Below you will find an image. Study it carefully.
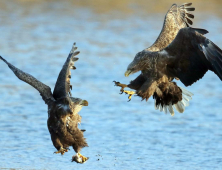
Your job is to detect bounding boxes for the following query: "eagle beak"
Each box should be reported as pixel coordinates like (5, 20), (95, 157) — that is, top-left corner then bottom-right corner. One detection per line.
(81, 100), (88, 106)
(124, 70), (132, 77)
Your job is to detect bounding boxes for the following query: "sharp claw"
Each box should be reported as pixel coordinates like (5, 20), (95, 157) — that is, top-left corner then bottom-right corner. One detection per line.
(113, 81), (120, 86)
(127, 95), (132, 102)
(114, 81), (128, 94)
(54, 147), (69, 155)
(123, 90), (135, 101)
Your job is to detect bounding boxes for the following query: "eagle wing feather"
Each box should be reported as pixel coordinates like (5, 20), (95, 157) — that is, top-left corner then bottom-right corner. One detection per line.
(53, 43), (80, 100)
(147, 3), (195, 52)
(161, 27), (222, 86)
(0, 56), (55, 105)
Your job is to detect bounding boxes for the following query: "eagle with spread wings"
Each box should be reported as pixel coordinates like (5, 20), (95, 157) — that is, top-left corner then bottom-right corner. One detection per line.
(0, 43), (89, 163)
(114, 3), (222, 115)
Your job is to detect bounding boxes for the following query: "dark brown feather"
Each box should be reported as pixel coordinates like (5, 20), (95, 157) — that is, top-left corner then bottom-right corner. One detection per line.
(0, 56), (55, 105)
(0, 43), (88, 162)
(153, 81), (182, 106)
(162, 27), (222, 86)
(53, 43), (80, 100)
(186, 13), (194, 19)
(128, 74), (146, 90)
(186, 7), (195, 11)
(135, 76), (182, 107)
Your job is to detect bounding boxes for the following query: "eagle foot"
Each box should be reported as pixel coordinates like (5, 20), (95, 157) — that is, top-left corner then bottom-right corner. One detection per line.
(113, 81), (128, 94)
(72, 153), (89, 164)
(123, 90), (135, 102)
(54, 147), (69, 155)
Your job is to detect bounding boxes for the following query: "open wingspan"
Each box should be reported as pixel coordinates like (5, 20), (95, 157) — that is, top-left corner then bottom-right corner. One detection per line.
(0, 56), (55, 105)
(53, 43), (80, 100)
(148, 3), (195, 52)
(160, 27), (222, 86)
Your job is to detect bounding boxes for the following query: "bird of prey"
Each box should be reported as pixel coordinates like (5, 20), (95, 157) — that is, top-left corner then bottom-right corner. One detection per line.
(0, 43), (89, 163)
(114, 3), (222, 116)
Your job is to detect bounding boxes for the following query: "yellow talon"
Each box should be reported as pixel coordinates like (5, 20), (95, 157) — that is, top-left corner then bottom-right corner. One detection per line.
(113, 81), (135, 101)
(113, 81), (128, 94)
(54, 147), (68, 155)
(123, 90), (135, 101)
(79, 153), (88, 162)
(72, 152), (89, 163)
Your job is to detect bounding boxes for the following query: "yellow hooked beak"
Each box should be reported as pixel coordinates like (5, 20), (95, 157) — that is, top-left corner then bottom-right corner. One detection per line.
(81, 100), (88, 106)
(124, 70), (132, 77)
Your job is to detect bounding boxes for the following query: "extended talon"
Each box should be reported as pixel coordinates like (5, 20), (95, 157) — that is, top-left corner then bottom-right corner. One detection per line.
(123, 90), (135, 102)
(72, 153), (89, 164)
(54, 147), (69, 155)
(113, 81), (128, 94)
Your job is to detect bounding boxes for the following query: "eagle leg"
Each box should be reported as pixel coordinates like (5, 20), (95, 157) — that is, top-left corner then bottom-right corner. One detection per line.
(54, 147), (69, 155)
(113, 81), (128, 94)
(72, 152), (89, 164)
(123, 90), (135, 102)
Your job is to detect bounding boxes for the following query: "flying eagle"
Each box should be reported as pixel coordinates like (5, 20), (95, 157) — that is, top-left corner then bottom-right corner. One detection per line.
(114, 3), (222, 116)
(0, 43), (89, 163)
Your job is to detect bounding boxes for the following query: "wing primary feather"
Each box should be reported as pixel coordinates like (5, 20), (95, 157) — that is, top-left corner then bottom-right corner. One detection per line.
(185, 7), (195, 11)
(186, 13), (194, 19)
(0, 56), (54, 105)
(202, 41), (222, 80)
(185, 18), (193, 25)
(181, 3), (192, 7)
(53, 43), (80, 99)
(194, 28), (209, 35)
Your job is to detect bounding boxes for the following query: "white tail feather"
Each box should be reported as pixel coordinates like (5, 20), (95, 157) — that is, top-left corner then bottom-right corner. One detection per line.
(163, 105), (168, 114)
(180, 87), (193, 97)
(159, 105), (163, 112)
(154, 99), (159, 110)
(168, 102), (174, 116)
(174, 101), (185, 113)
(154, 86), (193, 116)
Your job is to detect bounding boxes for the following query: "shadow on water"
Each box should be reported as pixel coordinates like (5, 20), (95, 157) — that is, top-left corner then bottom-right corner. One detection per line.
(0, 0), (222, 169)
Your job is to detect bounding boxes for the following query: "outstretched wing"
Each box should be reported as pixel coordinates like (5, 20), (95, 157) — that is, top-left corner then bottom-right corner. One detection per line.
(53, 43), (80, 100)
(147, 3), (195, 52)
(160, 27), (222, 86)
(0, 56), (55, 105)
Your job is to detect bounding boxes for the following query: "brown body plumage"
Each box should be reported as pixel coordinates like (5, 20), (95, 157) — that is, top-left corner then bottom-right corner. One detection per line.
(0, 43), (89, 163)
(114, 3), (222, 115)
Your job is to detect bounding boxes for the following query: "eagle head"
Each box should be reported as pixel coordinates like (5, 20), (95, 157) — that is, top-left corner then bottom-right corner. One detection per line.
(71, 98), (88, 106)
(125, 51), (148, 77)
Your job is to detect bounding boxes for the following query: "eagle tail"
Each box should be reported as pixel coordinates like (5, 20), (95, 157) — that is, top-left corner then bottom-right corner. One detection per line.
(154, 86), (193, 116)
(173, 87), (193, 114)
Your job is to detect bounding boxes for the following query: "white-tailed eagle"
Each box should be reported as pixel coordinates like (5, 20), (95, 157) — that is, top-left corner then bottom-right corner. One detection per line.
(0, 43), (89, 163)
(114, 3), (222, 116)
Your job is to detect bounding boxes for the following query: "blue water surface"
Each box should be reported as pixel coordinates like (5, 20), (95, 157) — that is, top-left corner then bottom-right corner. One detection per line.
(0, 1), (222, 170)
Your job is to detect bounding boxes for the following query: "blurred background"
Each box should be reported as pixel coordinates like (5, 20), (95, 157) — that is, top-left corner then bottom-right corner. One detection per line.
(0, 0), (222, 169)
